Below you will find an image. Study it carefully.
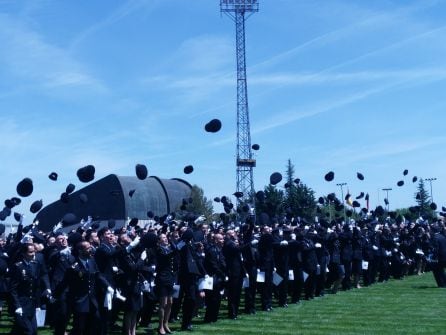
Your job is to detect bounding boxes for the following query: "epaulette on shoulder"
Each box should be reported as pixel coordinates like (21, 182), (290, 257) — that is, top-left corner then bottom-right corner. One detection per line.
(15, 261), (23, 266)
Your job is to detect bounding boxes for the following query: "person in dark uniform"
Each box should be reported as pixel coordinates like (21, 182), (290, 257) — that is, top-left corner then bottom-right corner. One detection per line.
(258, 226), (275, 311)
(222, 229), (245, 320)
(289, 227), (304, 304)
(0, 235), (9, 320)
(340, 224), (353, 290)
(155, 233), (177, 334)
(116, 233), (147, 335)
(48, 232), (76, 335)
(204, 233), (226, 323)
(9, 242), (51, 335)
(58, 240), (110, 335)
(95, 228), (129, 334)
(273, 228), (290, 307)
(178, 228), (205, 331)
(241, 220), (258, 315)
(351, 227), (364, 288)
(431, 225), (446, 287)
(301, 229), (318, 300)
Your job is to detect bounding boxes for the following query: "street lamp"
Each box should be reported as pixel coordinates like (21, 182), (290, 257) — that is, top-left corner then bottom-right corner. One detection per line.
(382, 188), (392, 212)
(425, 177), (437, 203)
(337, 182), (347, 222)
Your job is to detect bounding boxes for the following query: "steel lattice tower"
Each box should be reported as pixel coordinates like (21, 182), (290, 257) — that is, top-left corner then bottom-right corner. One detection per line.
(220, 0), (259, 202)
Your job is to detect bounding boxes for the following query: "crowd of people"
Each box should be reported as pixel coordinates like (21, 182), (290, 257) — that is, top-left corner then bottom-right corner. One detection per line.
(0, 212), (445, 335)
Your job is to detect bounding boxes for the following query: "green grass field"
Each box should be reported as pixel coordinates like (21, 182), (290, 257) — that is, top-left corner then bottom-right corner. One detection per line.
(1, 273), (444, 334)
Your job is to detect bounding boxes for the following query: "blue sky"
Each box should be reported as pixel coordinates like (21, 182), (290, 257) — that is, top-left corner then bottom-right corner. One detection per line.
(1, 0), (446, 225)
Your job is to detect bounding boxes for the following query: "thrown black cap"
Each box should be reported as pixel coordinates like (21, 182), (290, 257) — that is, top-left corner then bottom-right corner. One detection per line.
(233, 191), (243, 198)
(251, 144), (260, 150)
(430, 202), (437, 210)
(62, 213), (77, 226)
(403, 169), (408, 176)
(182, 228), (194, 242)
(375, 206), (385, 216)
(270, 172), (282, 185)
(135, 164), (148, 180)
(4, 199), (14, 209)
(324, 171), (334, 182)
(318, 197), (325, 205)
(14, 212), (22, 222)
(357, 172), (364, 181)
(30, 200), (43, 214)
(147, 210), (154, 218)
(365, 193), (369, 201)
(397, 180), (404, 187)
(11, 197), (21, 206)
(183, 165), (194, 174)
(66, 183), (75, 194)
(0, 211), (7, 221)
(67, 232), (83, 247)
(141, 232), (158, 249)
(294, 178), (300, 184)
(77, 165), (95, 183)
(17, 178), (33, 197)
(327, 193), (336, 201)
(412, 176), (418, 183)
(60, 192), (69, 203)
(129, 189), (136, 197)
(356, 192), (364, 199)
(129, 218), (138, 227)
(79, 193), (88, 204)
(0, 223), (5, 235)
(108, 219), (116, 229)
(204, 119), (222, 133)
(346, 210), (353, 217)
(384, 198), (389, 205)
(48, 172), (58, 181)
(352, 200), (360, 208)
(213, 197), (221, 203)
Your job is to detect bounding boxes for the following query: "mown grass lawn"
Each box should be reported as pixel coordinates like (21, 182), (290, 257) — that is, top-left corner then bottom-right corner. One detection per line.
(1, 273), (444, 334)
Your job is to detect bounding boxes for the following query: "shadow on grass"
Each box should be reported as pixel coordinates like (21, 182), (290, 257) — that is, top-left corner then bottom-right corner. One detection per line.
(411, 285), (438, 289)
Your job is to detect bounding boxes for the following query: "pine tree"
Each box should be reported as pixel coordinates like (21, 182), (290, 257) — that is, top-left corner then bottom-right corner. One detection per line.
(283, 159), (317, 221)
(184, 185), (214, 221)
(415, 178), (432, 217)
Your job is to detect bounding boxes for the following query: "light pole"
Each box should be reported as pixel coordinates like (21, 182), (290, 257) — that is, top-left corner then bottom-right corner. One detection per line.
(425, 177), (437, 203)
(337, 182), (347, 222)
(382, 188), (392, 212)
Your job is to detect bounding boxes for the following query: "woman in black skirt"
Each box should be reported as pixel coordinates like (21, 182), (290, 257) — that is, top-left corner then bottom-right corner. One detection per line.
(155, 233), (176, 334)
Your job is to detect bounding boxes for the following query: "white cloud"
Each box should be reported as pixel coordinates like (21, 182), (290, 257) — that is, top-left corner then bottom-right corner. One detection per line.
(0, 14), (105, 92)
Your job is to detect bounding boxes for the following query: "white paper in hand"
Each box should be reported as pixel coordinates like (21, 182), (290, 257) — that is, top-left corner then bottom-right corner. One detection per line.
(288, 269), (294, 280)
(198, 276), (213, 290)
(256, 271), (265, 283)
(362, 261), (369, 270)
(173, 284), (180, 298)
(272, 271), (283, 286)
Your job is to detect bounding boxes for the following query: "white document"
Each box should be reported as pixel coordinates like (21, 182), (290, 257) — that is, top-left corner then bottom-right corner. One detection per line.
(36, 308), (46, 328)
(198, 276), (214, 290)
(288, 270), (294, 280)
(256, 271), (265, 283)
(303, 271), (309, 282)
(173, 284), (180, 298)
(273, 271), (283, 286)
(362, 261), (369, 270)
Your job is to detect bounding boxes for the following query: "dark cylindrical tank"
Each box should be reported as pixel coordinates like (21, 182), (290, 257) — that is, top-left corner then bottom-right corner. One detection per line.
(36, 174), (192, 232)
